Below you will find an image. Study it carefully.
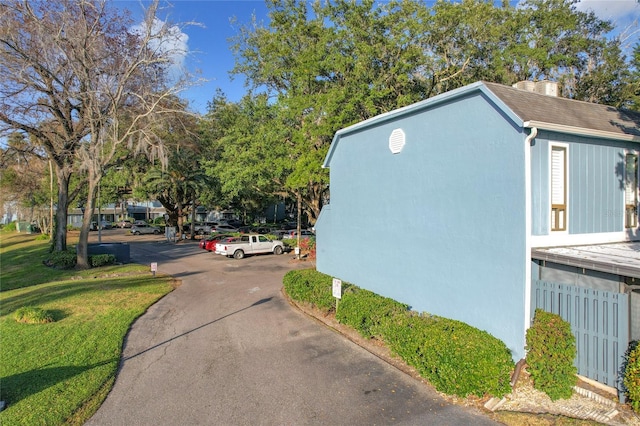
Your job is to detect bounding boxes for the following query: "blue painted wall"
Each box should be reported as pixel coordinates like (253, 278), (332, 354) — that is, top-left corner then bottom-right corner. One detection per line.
(530, 132), (631, 236)
(317, 92), (529, 360)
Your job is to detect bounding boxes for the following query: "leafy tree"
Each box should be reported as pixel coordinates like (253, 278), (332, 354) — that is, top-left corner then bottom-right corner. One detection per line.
(230, 0), (441, 223)
(202, 92), (290, 222)
(139, 149), (210, 238)
(624, 44), (640, 111)
(132, 106), (212, 238)
(0, 0), (195, 268)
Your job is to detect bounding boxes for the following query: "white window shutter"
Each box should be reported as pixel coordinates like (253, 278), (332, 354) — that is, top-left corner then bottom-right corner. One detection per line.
(551, 147), (566, 205)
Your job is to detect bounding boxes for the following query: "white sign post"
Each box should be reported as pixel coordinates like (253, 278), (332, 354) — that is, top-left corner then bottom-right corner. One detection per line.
(150, 262), (158, 277)
(332, 278), (342, 312)
(332, 278), (342, 299)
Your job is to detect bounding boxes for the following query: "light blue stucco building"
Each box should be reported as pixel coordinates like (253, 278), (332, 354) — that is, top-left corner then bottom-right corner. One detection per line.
(316, 81), (640, 368)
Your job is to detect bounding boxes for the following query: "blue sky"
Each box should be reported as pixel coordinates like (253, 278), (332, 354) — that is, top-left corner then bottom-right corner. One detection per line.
(120, 0), (640, 114)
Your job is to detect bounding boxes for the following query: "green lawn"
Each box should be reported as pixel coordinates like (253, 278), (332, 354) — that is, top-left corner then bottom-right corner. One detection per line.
(0, 231), (175, 425)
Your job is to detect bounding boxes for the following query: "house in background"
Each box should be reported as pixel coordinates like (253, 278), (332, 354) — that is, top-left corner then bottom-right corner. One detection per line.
(315, 80), (640, 390)
(67, 200), (166, 227)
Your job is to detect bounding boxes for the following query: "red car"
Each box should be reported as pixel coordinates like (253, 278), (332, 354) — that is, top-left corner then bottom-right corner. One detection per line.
(200, 234), (235, 252)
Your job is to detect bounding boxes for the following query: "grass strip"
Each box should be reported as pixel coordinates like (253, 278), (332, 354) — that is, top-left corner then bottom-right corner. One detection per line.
(0, 231), (175, 425)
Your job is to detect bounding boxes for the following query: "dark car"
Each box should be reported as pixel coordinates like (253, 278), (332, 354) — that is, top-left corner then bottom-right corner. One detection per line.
(89, 220), (112, 231)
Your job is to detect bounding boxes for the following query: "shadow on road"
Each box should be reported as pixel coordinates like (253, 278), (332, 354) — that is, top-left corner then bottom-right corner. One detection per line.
(122, 297), (273, 362)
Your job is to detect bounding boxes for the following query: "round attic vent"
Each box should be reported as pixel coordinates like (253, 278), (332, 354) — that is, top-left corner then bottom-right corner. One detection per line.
(389, 128), (405, 154)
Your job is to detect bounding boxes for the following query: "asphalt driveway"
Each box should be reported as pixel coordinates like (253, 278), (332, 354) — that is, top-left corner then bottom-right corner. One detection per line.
(86, 233), (499, 425)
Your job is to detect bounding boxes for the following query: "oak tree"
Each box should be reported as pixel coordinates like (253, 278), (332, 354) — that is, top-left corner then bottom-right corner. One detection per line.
(0, 0), (195, 267)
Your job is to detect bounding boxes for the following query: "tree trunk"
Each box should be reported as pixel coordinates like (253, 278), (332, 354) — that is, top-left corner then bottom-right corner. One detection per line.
(49, 160), (54, 240)
(301, 182), (325, 225)
(176, 202), (184, 239)
(296, 191), (302, 259)
(190, 199), (196, 240)
(76, 174), (100, 269)
(53, 166), (72, 252)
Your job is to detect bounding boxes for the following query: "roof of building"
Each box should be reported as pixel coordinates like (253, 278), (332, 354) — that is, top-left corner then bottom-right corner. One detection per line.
(483, 81), (640, 140)
(324, 81), (640, 167)
(532, 242), (640, 279)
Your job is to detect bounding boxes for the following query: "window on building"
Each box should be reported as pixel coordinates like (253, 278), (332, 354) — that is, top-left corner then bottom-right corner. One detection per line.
(626, 153), (638, 228)
(551, 145), (567, 231)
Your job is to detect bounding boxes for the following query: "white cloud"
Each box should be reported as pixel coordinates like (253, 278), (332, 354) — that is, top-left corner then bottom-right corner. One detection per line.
(131, 17), (190, 80)
(150, 18), (190, 71)
(575, 0), (640, 21)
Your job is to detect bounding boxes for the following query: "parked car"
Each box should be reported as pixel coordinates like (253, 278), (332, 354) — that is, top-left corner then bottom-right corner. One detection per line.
(272, 230), (291, 239)
(183, 221), (226, 235)
(131, 223), (161, 235)
(286, 229), (315, 239)
(118, 220), (132, 228)
(90, 220), (112, 231)
(214, 234), (284, 259)
(211, 224), (238, 233)
(252, 227), (272, 234)
(199, 233), (235, 251)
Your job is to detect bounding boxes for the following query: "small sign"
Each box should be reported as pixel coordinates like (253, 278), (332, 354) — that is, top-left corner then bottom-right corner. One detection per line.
(150, 262), (157, 272)
(332, 278), (342, 299)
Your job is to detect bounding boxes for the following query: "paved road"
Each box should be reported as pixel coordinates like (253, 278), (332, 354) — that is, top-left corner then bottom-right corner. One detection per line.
(86, 232), (499, 425)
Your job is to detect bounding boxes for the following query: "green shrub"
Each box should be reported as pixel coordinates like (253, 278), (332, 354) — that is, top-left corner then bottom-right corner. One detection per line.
(44, 250), (77, 269)
(14, 306), (54, 324)
(385, 314), (513, 397)
(623, 340), (640, 411)
(423, 318), (513, 397)
(336, 287), (408, 339)
(283, 269), (339, 313)
(5, 221), (17, 231)
(89, 254), (116, 267)
(35, 233), (50, 241)
(283, 269), (514, 398)
(525, 309), (577, 400)
(385, 312), (439, 368)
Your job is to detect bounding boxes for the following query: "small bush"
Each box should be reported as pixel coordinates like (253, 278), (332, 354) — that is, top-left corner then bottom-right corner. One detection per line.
(89, 254), (116, 267)
(623, 341), (640, 412)
(298, 238), (316, 259)
(14, 307), (54, 324)
(421, 318), (513, 397)
(35, 233), (50, 241)
(526, 309), (577, 400)
(5, 221), (17, 231)
(336, 287), (408, 339)
(283, 269), (339, 313)
(44, 250), (77, 269)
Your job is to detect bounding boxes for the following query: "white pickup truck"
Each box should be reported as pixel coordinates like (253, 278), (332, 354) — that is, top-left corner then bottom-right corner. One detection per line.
(215, 234), (285, 259)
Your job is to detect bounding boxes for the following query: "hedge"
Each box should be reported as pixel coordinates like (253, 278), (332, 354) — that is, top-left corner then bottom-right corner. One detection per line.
(283, 269), (514, 398)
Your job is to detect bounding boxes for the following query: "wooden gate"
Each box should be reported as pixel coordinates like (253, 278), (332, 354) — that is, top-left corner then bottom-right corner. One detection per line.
(532, 280), (629, 388)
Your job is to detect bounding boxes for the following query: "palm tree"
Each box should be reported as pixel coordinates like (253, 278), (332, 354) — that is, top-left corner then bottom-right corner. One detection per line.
(143, 149), (211, 239)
